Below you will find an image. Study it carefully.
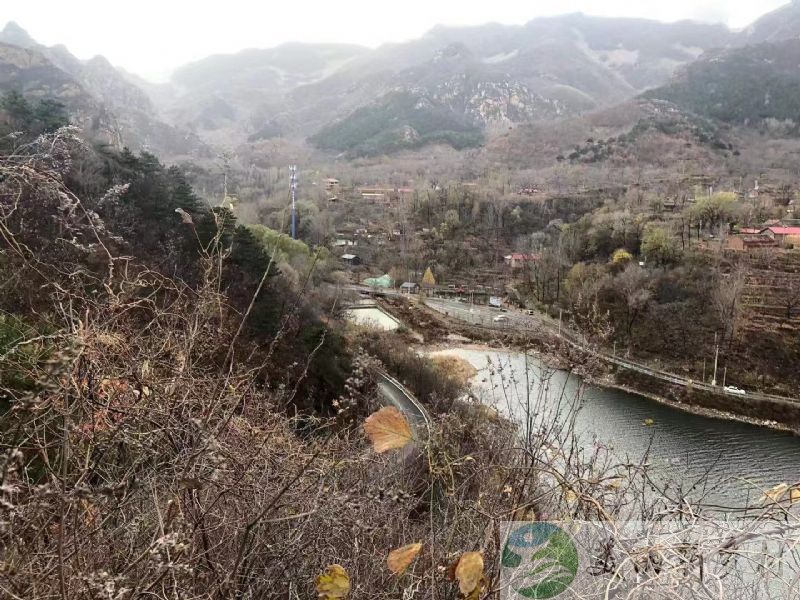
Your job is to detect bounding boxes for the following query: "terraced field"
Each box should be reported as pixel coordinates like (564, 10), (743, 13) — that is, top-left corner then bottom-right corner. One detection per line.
(738, 251), (800, 335)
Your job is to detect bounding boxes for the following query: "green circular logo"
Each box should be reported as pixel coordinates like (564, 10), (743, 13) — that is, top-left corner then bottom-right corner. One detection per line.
(502, 523), (579, 599)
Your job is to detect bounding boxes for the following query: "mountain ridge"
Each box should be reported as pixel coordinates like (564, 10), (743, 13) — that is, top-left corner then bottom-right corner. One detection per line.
(645, 38), (800, 130)
(0, 22), (207, 158)
(4, 3), (800, 157)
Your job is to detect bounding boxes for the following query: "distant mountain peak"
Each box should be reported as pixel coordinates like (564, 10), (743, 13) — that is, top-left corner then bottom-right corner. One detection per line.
(1, 21), (37, 49)
(742, 1), (800, 43)
(86, 54), (115, 69)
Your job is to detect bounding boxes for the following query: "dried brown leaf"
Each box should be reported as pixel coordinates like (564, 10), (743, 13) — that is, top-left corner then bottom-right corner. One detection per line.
(363, 406), (413, 453)
(387, 542), (422, 575)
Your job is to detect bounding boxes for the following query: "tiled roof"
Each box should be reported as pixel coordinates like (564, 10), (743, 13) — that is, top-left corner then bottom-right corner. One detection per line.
(767, 227), (800, 235)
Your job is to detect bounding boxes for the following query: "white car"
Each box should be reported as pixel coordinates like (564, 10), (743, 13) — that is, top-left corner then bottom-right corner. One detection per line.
(724, 386), (746, 396)
(493, 315), (509, 323)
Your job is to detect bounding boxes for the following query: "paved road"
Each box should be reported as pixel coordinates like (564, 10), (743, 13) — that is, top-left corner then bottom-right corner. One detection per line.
(423, 298), (799, 406)
(374, 370), (443, 509)
(374, 370), (431, 442)
(425, 298), (561, 333)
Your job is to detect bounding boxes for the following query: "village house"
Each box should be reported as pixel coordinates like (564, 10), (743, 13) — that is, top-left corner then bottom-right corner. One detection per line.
(361, 192), (388, 204)
(323, 178), (340, 192)
(762, 226), (800, 248)
(518, 186), (542, 196)
(358, 186), (414, 205)
(400, 282), (419, 295)
(504, 253), (539, 270)
(341, 254), (362, 266)
(661, 199), (679, 212)
(727, 234), (778, 251)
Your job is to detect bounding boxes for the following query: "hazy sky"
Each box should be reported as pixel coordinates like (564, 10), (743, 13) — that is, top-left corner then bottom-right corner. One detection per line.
(1, 0), (789, 81)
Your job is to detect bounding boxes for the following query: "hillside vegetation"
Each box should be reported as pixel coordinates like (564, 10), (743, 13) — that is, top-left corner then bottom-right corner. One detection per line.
(647, 40), (800, 129)
(1, 123), (722, 600)
(310, 90), (484, 156)
(6, 4), (800, 596)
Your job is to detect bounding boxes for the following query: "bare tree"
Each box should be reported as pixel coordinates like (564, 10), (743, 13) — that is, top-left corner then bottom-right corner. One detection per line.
(615, 264), (653, 352)
(713, 266), (746, 350)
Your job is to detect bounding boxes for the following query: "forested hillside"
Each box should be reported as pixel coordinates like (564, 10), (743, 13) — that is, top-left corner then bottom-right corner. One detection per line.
(0, 95), (349, 408)
(310, 90), (484, 156)
(646, 39), (800, 129)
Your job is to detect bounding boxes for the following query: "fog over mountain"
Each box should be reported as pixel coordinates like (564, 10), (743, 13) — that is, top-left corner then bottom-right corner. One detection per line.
(3, 2), (800, 156)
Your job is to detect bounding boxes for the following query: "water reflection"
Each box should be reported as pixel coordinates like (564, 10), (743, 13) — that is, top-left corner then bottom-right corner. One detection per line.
(433, 347), (800, 508)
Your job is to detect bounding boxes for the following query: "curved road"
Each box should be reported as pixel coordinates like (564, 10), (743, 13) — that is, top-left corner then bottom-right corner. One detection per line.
(374, 370), (432, 442)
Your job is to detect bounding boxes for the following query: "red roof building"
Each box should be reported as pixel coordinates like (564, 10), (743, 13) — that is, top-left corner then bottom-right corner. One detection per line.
(764, 227), (800, 236)
(761, 226), (800, 248)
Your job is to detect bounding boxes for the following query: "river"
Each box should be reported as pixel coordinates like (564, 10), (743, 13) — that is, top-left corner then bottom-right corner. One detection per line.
(432, 347), (800, 509)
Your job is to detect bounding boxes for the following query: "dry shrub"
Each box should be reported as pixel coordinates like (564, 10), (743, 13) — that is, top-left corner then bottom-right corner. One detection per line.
(352, 331), (467, 412)
(430, 355), (478, 388)
(0, 134), (493, 598)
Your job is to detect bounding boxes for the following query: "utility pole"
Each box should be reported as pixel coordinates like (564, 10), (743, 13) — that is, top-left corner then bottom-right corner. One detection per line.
(712, 332), (720, 386)
(558, 309), (563, 337)
(289, 165), (298, 240)
(723, 366), (728, 388)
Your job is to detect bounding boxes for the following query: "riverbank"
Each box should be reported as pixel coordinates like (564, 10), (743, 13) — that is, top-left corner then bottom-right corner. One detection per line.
(425, 340), (795, 434)
(383, 296), (800, 432)
(585, 374), (791, 433)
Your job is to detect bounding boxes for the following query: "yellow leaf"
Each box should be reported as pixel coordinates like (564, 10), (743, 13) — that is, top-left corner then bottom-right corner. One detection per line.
(760, 483), (800, 505)
(454, 552), (484, 596)
(643, 418), (655, 427)
(762, 483), (788, 504)
(563, 486), (578, 503)
(387, 542), (422, 575)
(363, 406), (413, 453)
(465, 578), (486, 600)
(315, 564), (350, 599)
